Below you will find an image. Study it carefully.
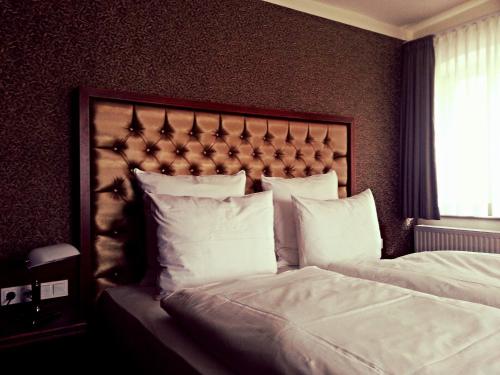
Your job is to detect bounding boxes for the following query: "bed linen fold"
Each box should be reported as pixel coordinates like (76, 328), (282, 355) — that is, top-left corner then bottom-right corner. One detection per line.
(162, 266), (500, 374)
(328, 251), (500, 309)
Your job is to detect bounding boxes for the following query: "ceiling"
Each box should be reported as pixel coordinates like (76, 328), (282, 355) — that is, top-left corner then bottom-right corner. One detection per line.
(264, 0), (500, 40)
(316, 0), (471, 27)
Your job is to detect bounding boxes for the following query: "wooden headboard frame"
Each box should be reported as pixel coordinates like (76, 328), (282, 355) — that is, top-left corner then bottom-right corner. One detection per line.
(79, 87), (355, 311)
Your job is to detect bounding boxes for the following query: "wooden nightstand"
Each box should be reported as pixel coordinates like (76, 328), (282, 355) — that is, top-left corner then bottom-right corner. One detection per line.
(0, 299), (87, 369)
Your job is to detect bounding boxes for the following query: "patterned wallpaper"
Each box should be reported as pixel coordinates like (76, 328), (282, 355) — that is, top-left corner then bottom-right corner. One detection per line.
(0, 0), (411, 262)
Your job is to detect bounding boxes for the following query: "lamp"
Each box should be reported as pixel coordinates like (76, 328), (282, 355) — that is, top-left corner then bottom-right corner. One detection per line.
(26, 244), (79, 326)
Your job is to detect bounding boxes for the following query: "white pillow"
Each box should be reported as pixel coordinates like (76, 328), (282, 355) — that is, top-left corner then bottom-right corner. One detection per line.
(292, 189), (382, 268)
(134, 169), (246, 196)
(133, 169), (247, 286)
(261, 172), (338, 266)
(146, 191), (277, 296)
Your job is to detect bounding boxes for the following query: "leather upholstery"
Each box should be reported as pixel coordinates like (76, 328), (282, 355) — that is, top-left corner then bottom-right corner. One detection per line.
(91, 100), (350, 293)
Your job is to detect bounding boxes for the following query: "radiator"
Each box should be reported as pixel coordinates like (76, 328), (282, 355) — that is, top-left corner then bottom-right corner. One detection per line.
(415, 225), (500, 253)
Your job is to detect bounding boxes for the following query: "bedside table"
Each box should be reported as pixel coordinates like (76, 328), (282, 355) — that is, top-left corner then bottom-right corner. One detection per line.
(0, 299), (87, 368)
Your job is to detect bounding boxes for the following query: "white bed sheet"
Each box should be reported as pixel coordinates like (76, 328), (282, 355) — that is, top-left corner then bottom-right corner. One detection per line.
(328, 250), (500, 308)
(162, 266), (500, 374)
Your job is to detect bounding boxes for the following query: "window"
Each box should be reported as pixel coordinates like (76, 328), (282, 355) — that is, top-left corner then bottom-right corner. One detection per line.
(434, 14), (500, 217)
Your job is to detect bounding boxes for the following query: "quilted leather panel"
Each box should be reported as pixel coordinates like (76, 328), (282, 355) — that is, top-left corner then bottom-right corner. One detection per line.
(90, 99), (350, 293)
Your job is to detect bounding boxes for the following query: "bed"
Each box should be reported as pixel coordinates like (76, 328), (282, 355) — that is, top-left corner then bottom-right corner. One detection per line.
(79, 87), (500, 373)
(327, 250), (500, 309)
(79, 87), (354, 372)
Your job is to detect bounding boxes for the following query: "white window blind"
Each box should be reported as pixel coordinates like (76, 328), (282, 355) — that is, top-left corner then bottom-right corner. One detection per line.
(434, 14), (500, 217)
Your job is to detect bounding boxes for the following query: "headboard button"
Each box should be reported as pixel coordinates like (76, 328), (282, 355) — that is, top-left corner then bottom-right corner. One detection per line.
(159, 164), (174, 175)
(113, 188), (118, 193)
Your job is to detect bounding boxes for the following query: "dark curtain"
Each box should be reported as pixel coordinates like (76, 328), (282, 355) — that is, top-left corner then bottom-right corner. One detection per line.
(400, 36), (440, 219)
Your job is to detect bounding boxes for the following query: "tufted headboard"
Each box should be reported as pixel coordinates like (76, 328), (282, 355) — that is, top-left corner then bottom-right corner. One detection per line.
(79, 87), (355, 307)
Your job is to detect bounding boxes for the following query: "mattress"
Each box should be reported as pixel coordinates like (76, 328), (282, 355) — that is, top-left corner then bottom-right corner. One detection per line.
(328, 250), (500, 308)
(98, 284), (233, 374)
(163, 266), (500, 374)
